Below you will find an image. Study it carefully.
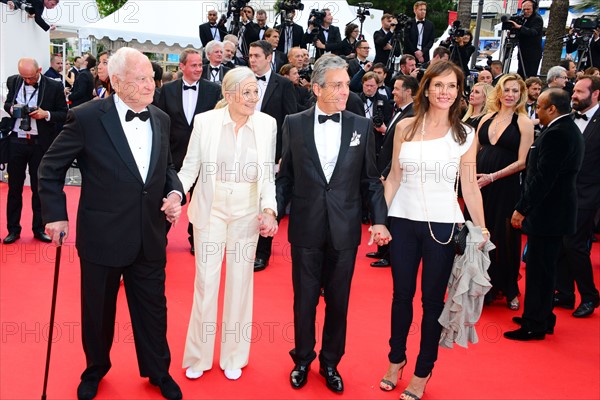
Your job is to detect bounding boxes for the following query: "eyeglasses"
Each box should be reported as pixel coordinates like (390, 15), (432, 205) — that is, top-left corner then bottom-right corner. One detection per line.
(358, 46), (370, 50)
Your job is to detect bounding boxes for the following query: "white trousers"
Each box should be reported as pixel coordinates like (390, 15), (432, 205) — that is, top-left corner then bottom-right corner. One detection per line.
(183, 181), (259, 372)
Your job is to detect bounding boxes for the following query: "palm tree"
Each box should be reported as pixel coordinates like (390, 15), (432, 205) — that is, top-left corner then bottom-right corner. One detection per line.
(540, 0), (569, 76)
(457, 0), (473, 30)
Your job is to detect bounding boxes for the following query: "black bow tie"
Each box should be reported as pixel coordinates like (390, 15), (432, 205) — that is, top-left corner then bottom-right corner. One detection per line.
(183, 84), (197, 91)
(210, 24), (216, 28)
(125, 110), (150, 122)
(322, 28), (329, 32)
(26, 83), (39, 89)
(366, 96), (375, 102)
(395, 106), (402, 114)
(416, 20), (424, 25)
(573, 112), (588, 121)
(318, 113), (340, 124)
(211, 67), (220, 72)
(359, 60), (368, 65)
(256, 75), (266, 81)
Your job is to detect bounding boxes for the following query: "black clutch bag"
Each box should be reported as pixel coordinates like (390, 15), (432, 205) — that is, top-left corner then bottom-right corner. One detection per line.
(453, 224), (468, 255)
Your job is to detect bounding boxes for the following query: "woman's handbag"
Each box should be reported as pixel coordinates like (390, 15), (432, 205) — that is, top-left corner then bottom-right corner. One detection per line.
(453, 224), (468, 255)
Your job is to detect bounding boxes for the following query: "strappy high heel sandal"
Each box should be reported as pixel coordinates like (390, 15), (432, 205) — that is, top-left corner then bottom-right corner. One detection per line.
(379, 359), (407, 391)
(400, 372), (432, 400)
(508, 296), (520, 311)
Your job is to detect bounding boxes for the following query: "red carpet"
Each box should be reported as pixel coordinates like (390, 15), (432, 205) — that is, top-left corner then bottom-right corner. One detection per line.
(1, 183), (599, 399)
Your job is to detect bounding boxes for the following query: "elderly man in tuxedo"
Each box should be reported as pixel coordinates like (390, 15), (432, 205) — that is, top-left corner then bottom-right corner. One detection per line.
(554, 76), (600, 317)
(3, 57), (67, 244)
(277, 55), (390, 393)
(157, 48), (221, 253)
(201, 40), (231, 84)
(506, 89), (584, 341)
(404, 1), (435, 64)
(39, 47), (184, 400)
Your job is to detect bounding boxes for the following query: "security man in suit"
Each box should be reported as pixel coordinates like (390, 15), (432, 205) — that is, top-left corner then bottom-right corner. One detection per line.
(199, 9), (227, 47)
(507, 89), (584, 341)
(3, 57), (67, 244)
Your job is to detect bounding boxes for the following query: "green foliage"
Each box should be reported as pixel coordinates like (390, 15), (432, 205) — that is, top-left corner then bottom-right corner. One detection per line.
(95, 0), (128, 17)
(347, 0), (457, 39)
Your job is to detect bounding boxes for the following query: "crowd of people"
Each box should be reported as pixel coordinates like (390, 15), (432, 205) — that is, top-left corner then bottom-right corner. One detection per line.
(1, 1), (600, 400)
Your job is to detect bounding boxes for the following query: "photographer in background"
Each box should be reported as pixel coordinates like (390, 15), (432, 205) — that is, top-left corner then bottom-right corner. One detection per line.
(404, 1), (434, 64)
(565, 22), (600, 70)
(374, 14), (401, 65)
(303, 9), (342, 60)
(441, 29), (475, 83)
(199, 9), (227, 47)
(275, 10), (305, 56)
(1, 0), (58, 31)
(360, 72), (392, 157)
(506, 0), (543, 78)
(2, 57), (67, 244)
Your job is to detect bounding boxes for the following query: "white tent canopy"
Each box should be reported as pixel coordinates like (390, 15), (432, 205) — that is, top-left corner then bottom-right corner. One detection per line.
(78, 0), (385, 55)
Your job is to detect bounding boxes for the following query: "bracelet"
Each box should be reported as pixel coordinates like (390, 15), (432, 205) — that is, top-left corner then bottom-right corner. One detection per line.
(481, 228), (490, 235)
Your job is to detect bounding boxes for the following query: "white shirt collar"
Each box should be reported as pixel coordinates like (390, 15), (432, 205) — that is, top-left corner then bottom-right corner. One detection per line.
(113, 93), (148, 118)
(547, 113), (570, 127)
(182, 78), (199, 87)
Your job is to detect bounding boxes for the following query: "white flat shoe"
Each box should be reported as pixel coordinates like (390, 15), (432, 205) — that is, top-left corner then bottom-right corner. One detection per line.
(185, 367), (203, 379)
(224, 368), (242, 380)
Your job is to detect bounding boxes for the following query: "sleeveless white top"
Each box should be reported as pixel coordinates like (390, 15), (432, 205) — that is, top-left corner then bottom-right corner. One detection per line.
(388, 125), (475, 223)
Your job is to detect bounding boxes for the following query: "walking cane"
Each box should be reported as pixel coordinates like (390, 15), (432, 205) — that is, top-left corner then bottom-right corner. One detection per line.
(41, 231), (65, 400)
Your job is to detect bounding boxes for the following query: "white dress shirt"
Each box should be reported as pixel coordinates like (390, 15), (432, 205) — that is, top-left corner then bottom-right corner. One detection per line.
(182, 79), (199, 125)
(314, 105), (342, 182)
(13, 76), (42, 138)
(255, 69), (271, 111)
(574, 104), (598, 134)
(114, 94), (152, 183)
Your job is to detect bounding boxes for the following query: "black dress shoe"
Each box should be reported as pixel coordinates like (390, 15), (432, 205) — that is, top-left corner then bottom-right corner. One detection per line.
(370, 258), (390, 267)
(77, 378), (100, 400)
(511, 316), (554, 334)
(33, 231), (52, 243)
(149, 375), (182, 400)
(553, 295), (575, 309)
(572, 299), (600, 318)
(319, 366), (344, 393)
(254, 258), (268, 272)
(504, 327), (545, 341)
(366, 251), (383, 259)
(3, 232), (20, 244)
(290, 364), (310, 389)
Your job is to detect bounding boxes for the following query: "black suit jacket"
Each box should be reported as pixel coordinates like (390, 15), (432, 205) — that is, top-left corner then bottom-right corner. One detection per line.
(517, 13), (544, 77)
(260, 73), (298, 162)
(238, 21), (260, 58)
(573, 107), (600, 210)
(156, 78), (221, 170)
(360, 92), (393, 124)
(566, 36), (600, 69)
(347, 58), (368, 79)
(199, 22), (227, 47)
(272, 50), (288, 74)
(69, 69), (94, 108)
(515, 116), (584, 236)
(303, 25), (343, 59)
(4, 74), (67, 152)
(38, 96), (184, 266)
(374, 29), (401, 65)
(379, 103), (414, 175)
(276, 107), (387, 250)
(275, 23), (306, 53)
(404, 19), (435, 63)
(201, 64), (231, 83)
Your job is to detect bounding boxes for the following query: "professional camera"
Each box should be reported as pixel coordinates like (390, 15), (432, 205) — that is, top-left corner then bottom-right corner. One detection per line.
(356, 2), (371, 21)
(372, 100), (385, 128)
(308, 9), (326, 28)
(392, 13), (411, 31)
(12, 104), (36, 132)
(447, 20), (466, 41)
(501, 14), (525, 31)
(276, 0), (304, 12)
(298, 67), (312, 82)
(572, 15), (599, 31)
(226, 0), (250, 19)
(11, 0), (34, 14)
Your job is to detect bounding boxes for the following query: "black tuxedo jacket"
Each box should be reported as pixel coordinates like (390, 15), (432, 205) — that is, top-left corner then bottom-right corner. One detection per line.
(360, 92), (393, 123)
(404, 19), (435, 63)
(303, 25), (343, 59)
(277, 107), (387, 250)
(573, 108), (600, 210)
(239, 21), (260, 58)
(515, 116), (584, 236)
(260, 73), (298, 161)
(275, 23), (305, 53)
(566, 36), (600, 69)
(156, 78), (221, 170)
(69, 69), (94, 108)
(374, 29), (401, 65)
(38, 96), (184, 266)
(201, 64), (231, 82)
(272, 50), (288, 74)
(347, 58), (368, 79)
(4, 74), (67, 151)
(199, 22), (227, 47)
(258, 25), (270, 40)
(379, 103), (414, 175)
(517, 12), (544, 77)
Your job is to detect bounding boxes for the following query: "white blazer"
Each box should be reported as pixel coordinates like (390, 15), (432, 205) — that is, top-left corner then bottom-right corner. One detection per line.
(178, 106), (278, 230)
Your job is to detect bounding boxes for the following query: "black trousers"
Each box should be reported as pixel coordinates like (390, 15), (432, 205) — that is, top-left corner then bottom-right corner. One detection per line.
(556, 208), (600, 303)
(6, 139), (44, 234)
(388, 218), (455, 378)
(521, 234), (562, 332)
(80, 253), (171, 381)
(290, 244), (357, 368)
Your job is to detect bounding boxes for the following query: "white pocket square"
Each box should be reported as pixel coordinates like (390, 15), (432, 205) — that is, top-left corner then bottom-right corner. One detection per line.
(350, 131), (361, 147)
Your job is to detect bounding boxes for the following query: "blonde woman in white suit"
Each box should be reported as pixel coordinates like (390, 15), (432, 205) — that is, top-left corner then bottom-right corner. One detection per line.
(178, 67), (278, 381)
